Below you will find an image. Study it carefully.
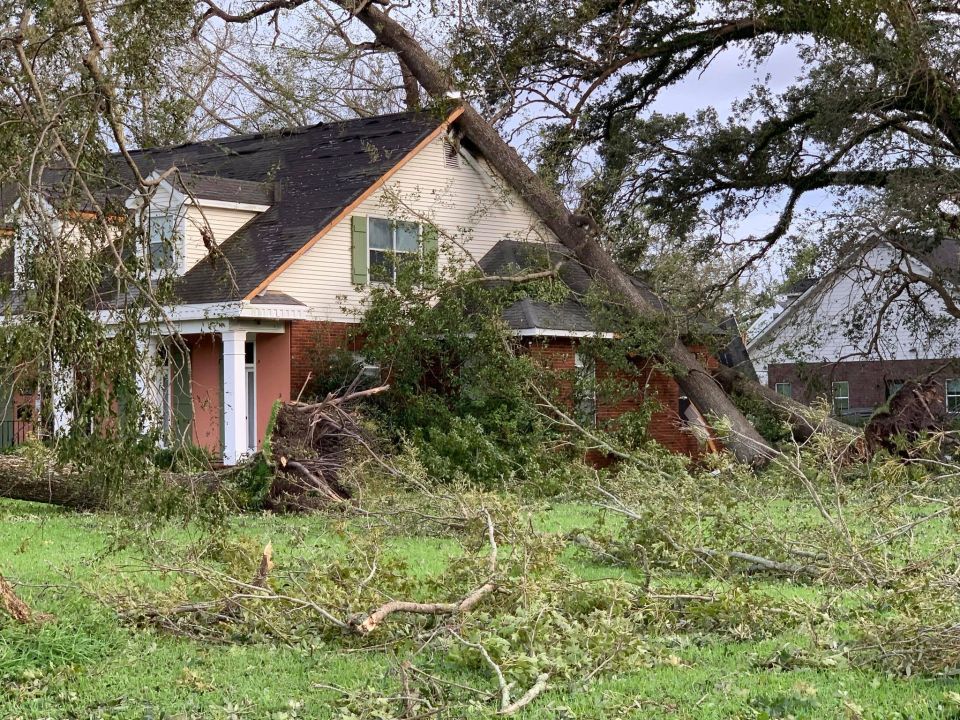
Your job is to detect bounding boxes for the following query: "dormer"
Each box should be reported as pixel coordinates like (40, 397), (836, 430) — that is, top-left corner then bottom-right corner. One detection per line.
(126, 171), (273, 275)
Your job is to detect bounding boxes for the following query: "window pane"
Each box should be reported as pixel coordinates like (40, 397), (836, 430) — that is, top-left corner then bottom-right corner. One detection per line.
(244, 341), (255, 366)
(396, 221), (420, 252)
(148, 213), (177, 270)
(947, 379), (960, 413)
(775, 383), (792, 398)
(369, 218), (392, 250)
(832, 381), (849, 398)
(369, 250), (393, 282)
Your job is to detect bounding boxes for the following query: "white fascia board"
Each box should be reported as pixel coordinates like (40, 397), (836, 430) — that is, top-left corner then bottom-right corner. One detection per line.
(97, 300), (310, 327)
(513, 328), (616, 339)
(185, 198), (271, 213)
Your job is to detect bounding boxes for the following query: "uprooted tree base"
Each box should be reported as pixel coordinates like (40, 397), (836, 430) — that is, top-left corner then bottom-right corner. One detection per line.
(266, 385), (389, 511)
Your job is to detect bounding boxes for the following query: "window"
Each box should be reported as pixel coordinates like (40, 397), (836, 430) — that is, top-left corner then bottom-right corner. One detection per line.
(947, 378), (960, 413)
(832, 381), (850, 416)
(147, 212), (179, 271)
(368, 217), (420, 283)
(886, 380), (904, 399)
(574, 353), (597, 427)
(775, 382), (792, 398)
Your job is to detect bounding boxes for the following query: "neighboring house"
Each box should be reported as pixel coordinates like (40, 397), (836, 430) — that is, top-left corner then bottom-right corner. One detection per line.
(0, 107), (709, 463)
(748, 239), (960, 420)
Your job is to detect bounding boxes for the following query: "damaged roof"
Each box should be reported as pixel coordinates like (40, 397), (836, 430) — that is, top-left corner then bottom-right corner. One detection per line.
(477, 239), (707, 336)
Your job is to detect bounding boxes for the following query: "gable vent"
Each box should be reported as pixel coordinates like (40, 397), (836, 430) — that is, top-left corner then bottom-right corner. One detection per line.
(443, 139), (460, 169)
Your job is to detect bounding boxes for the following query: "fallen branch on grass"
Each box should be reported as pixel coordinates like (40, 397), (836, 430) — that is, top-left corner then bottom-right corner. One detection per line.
(348, 581), (497, 635)
(451, 630), (550, 715)
(127, 511), (499, 638)
(0, 573), (51, 624)
(596, 486), (824, 579)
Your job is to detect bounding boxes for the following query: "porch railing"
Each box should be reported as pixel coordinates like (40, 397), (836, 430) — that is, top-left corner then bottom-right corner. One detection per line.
(0, 420), (32, 450)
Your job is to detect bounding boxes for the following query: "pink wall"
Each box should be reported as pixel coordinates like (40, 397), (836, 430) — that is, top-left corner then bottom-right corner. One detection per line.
(190, 334), (222, 453)
(256, 329), (291, 448)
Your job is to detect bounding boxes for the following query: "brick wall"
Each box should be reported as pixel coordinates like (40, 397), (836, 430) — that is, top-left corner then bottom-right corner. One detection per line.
(525, 337), (705, 459)
(768, 358), (960, 413)
(289, 320), (358, 398)
(291, 323), (709, 459)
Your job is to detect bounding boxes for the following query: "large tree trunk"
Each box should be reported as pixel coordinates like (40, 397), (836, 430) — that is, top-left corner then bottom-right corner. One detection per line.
(0, 456), (232, 510)
(347, 3), (774, 464)
(0, 457), (104, 509)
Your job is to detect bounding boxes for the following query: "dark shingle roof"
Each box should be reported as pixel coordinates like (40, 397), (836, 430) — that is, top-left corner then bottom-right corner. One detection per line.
(478, 240), (595, 333)
(249, 289), (304, 306)
(126, 110), (449, 303)
(2, 111), (451, 305)
(478, 240), (673, 334)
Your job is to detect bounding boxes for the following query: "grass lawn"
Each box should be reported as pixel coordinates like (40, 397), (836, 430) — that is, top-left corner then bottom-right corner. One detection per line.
(1, 496), (958, 719)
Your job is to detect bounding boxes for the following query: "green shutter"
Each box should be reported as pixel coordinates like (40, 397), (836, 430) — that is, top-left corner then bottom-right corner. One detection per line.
(351, 215), (368, 285)
(421, 224), (439, 280)
(169, 344), (194, 445)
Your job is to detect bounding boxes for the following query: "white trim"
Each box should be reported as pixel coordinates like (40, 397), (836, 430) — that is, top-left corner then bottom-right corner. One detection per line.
(513, 328), (616, 339)
(244, 339), (257, 453)
(185, 198), (271, 213)
(96, 300), (310, 328)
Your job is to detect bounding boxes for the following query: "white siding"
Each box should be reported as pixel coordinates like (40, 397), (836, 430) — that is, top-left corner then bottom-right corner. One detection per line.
(184, 205), (258, 272)
(267, 136), (556, 322)
(749, 245), (960, 384)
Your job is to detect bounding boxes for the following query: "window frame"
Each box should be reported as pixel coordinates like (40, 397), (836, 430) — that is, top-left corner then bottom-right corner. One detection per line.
(574, 352), (597, 427)
(947, 378), (960, 414)
(367, 216), (422, 284)
(886, 380), (904, 399)
(146, 209), (183, 275)
(774, 382), (792, 398)
(831, 380), (850, 416)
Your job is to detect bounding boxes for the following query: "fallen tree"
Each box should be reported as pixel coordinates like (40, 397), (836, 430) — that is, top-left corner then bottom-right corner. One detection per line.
(0, 384), (388, 512)
(713, 364), (859, 442)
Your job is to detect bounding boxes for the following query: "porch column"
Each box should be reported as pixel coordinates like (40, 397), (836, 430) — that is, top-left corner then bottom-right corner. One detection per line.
(51, 357), (74, 436)
(135, 337), (162, 432)
(221, 328), (247, 466)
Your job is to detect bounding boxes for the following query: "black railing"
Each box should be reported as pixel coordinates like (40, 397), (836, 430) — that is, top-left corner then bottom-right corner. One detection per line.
(0, 421), (33, 450)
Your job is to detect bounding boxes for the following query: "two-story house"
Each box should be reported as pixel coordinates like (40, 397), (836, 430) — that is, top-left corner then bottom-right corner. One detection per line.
(748, 238), (960, 421)
(1, 107), (710, 462)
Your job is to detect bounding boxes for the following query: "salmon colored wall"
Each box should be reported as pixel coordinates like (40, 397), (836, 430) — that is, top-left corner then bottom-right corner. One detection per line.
(190, 334), (222, 453)
(255, 330), (291, 448)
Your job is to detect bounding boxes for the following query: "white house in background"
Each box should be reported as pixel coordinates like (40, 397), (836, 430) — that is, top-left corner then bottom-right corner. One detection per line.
(748, 239), (960, 418)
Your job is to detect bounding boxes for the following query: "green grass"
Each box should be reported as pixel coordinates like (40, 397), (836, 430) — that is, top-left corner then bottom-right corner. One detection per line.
(1, 497), (959, 719)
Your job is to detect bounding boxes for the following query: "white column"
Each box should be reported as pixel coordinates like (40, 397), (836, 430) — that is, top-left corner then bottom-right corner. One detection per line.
(51, 357), (74, 437)
(221, 328), (247, 466)
(135, 337), (162, 433)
